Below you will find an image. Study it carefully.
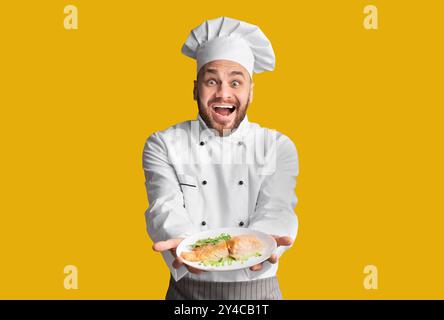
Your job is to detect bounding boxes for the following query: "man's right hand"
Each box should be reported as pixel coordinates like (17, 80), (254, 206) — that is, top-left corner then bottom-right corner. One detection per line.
(152, 238), (204, 275)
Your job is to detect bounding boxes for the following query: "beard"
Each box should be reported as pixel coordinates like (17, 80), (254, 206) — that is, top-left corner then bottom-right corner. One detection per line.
(197, 91), (250, 137)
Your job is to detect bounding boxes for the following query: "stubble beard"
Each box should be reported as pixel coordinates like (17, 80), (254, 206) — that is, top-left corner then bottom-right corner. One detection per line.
(196, 90), (250, 137)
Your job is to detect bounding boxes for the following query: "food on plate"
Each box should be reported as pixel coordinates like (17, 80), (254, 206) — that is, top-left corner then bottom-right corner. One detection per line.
(180, 233), (264, 267)
(227, 234), (264, 260)
(180, 240), (230, 262)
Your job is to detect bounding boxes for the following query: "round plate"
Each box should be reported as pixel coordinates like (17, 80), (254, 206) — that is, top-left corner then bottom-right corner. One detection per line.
(176, 228), (277, 272)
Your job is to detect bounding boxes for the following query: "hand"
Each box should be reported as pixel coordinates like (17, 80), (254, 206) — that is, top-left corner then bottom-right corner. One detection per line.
(249, 235), (293, 272)
(152, 238), (205, 275)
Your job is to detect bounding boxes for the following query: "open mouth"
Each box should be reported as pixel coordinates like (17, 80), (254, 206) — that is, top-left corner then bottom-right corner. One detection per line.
(212, 104), (236, 117)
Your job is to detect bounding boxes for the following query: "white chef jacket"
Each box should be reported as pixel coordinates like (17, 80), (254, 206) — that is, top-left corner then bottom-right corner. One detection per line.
(143, 114), (299, 282)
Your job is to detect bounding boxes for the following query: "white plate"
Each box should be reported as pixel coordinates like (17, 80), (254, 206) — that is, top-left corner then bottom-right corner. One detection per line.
(176, 228), (277, 272)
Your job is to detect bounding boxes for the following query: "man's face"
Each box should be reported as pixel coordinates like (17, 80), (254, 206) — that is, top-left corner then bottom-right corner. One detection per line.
(194, 60), (254, 136)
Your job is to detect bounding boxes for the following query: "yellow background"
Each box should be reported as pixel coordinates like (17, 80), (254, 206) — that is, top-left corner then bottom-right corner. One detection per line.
(1, 0), (443, 299)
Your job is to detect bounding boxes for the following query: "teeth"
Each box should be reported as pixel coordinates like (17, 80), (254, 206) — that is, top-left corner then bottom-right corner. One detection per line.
(214, 105), (234, 109)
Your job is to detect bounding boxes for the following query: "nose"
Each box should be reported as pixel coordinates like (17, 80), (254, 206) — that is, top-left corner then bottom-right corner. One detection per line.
(215, 82), (232, 101)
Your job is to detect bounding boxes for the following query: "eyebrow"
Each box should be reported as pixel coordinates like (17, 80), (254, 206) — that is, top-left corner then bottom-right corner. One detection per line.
(204, 68), (246, 79)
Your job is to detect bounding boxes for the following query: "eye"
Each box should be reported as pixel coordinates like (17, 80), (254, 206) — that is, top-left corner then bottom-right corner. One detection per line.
(231, 80), (241, 88)
(206, 79), (217, 86)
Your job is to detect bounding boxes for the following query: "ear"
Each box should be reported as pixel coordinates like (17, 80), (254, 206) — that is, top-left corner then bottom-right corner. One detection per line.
(248, 82), (254, 104)
(193, 80), (197, 101)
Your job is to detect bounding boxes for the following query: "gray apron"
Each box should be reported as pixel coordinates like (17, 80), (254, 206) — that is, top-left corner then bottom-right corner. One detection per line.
(166, 275), (283, 300)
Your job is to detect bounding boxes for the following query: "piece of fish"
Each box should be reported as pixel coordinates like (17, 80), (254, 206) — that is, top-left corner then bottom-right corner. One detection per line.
(181, 240), (230, 262)
(227, 235), (264, 259)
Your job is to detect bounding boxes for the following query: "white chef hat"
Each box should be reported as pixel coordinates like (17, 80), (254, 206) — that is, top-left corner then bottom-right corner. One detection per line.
(181, 17), (275, 77)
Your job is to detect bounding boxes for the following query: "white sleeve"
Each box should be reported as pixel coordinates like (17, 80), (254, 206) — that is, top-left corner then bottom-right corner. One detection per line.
(143, 132), (199, 281)
(247, 135), (299, 275)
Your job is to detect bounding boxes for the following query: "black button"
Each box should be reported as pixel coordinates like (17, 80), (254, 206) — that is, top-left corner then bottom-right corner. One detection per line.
(202, 180), (207, 185)
(238, 141), (243, 146)
(239, 221), (244, 227)
(238, 180), (244, 185)
(200, 141), (205, 146)
(201, 221), (206, 226)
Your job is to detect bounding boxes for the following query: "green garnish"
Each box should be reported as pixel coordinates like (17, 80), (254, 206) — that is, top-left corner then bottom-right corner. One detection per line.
(190, 233), (231, 249)
(200, 252), (262, 267)
(201, 256), (236, 267)
(237, 252), (262, 263)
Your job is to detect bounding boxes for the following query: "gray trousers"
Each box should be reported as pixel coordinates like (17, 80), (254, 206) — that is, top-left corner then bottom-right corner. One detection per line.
(165, 276), (283, 300)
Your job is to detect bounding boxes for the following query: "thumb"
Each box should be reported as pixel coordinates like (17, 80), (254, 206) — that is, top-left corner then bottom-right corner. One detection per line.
(153, 238), (184, 252)
(272, 235), (293, 247)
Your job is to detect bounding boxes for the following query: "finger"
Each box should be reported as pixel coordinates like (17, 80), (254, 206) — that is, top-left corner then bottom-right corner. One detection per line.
(273, 236), (293, 247)
(186, 265), (204, 275)
(172, 257), (184, 269)
(152, 238), (183, 252)
(268, 254), (278, 264)
(249, 263), (263, 271)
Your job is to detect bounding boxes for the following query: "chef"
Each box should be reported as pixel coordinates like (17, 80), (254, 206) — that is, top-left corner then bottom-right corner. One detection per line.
(143, 17), (299, 300)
